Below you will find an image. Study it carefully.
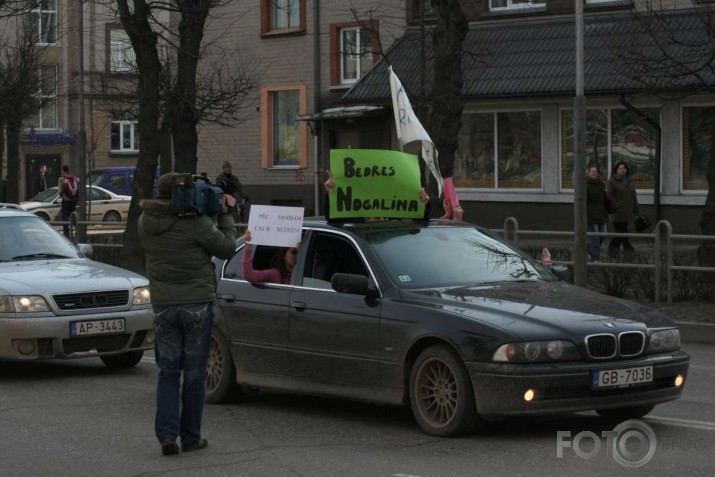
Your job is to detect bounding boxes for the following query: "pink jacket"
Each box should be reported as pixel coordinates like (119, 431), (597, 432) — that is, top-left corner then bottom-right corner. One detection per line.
(242, 248), (291, 284)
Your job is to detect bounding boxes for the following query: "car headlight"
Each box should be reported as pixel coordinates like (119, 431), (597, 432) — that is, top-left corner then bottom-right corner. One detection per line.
(0, 295), (50, 313)
(493, 340), (581, 363)
(647, 329), (681, 353)
(132, 287), (151, 305)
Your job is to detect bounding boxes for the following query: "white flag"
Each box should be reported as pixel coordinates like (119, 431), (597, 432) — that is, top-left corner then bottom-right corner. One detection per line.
(389, 65), (443, 197)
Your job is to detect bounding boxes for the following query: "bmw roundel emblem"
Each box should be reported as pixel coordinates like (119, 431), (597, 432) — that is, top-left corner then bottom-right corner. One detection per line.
(604, 322), (615, 329)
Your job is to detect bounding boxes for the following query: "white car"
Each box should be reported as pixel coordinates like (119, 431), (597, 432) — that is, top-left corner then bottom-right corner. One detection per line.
(0, 205), (154, 368)
(21, 185), (132, 222)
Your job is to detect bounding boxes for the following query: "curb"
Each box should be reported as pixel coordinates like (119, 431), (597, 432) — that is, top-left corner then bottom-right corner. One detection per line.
(677, 321), (715, 345)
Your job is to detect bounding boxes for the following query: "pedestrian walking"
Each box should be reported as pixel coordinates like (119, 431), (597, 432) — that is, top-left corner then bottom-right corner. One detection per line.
(58, 165), (78, 237)
(606, 161), (639, 255)
(138, 172), (237, 456)
(35, 165), (48, 197)
(586, 163), (608, 261)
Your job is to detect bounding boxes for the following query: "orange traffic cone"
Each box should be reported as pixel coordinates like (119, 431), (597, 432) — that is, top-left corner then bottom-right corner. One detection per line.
(541, 244), (552, 266)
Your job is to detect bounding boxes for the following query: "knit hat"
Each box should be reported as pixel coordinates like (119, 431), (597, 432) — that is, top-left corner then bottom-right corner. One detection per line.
(157, 173), (177, 199)
(222, 161), (231, 168)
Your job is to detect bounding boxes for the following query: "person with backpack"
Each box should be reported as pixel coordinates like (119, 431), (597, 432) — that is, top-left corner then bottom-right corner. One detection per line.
(58, 165), (79, 237)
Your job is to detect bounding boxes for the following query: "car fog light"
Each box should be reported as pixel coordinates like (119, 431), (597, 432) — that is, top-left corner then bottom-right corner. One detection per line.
(146, 330), (155, 344)
(17, 340), (36, 355)
(674, 374), (685, 388)
(524, 388), (537, 402)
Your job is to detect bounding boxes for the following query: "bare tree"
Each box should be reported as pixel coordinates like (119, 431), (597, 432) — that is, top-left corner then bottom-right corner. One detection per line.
(0, 16), (45, 203)
(606, 1), (715, 264)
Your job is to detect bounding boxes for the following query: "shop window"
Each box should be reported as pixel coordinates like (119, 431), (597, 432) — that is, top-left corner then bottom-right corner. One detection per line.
(682, 106), (714, 191)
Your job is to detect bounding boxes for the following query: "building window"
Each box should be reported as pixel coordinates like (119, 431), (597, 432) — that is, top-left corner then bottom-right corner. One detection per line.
(25, 65), (58, 130)
(260, 85), (308, 168)
(682, 106), (714, 191)
(30, 0), (57, 44)
(111, 113), (140, 152)
(330, 22), (378, 86)
(109, 29), (136, 73)
(261, 0), (306, 35)
(560, 108), (659, 189)
(455, 111), (542, 189)
(489, 0), (546, 11)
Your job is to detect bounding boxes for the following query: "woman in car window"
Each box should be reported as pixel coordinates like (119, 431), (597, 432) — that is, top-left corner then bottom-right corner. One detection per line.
(241, 230), (297, 284)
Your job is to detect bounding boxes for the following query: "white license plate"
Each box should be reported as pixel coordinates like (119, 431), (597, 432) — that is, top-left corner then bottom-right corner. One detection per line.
(70, 318), (125, 336)
(593, 366), (653, 389)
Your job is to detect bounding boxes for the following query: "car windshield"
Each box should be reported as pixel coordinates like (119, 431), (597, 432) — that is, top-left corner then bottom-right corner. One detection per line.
(27, 188), (59, 203)
(0, 216), (80, 262)
(363, 225), (550, 289)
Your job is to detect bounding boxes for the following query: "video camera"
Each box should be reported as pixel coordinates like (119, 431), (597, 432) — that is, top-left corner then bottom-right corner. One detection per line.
(170, 174), (226, 217)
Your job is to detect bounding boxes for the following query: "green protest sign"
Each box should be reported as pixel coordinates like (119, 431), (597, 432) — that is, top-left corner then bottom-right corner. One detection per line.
(329, 149), (424, 219)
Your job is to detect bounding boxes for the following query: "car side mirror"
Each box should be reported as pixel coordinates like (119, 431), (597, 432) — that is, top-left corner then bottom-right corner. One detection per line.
(77, 243), (93, 258)
(331, 273), (376, 296)
(550, 264), (570, 282)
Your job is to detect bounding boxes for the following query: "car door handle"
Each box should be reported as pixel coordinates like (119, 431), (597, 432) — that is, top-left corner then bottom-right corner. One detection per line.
(291, 301), (307, 312)
(217, 293), (236, 303)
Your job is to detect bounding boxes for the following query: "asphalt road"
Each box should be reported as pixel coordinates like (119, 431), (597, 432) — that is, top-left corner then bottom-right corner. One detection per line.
(1, 344), (713, 477)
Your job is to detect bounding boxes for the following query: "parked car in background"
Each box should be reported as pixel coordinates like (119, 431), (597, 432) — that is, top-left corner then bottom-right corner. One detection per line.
(20, 186), (131, 222)
(206, 219), (689, 436)
(90, 166), (159, 197)
(0, 205), (154, 368)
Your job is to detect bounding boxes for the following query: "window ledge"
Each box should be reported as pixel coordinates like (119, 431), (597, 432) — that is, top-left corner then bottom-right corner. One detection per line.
(109, 151), (139, 158)
(486, 6), (547, 17)
(261, 28), (306, 39)
(585, 0), (633, 10)
(267, 165), (301, 170)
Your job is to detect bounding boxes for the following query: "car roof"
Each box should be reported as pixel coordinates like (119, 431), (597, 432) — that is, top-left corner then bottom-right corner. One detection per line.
(301, 218), (477, 235)
(0, 205), (34, 217)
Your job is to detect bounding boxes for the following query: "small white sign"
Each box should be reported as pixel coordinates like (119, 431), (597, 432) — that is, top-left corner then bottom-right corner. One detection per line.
(247, 205), (304, 247)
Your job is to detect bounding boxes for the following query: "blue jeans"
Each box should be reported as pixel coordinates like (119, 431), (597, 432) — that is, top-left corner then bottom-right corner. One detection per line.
(588, 223), (607, 260)
(153, 302), (214, 445)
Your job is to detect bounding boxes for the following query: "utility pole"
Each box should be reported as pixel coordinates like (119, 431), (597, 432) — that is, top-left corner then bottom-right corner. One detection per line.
(573, 0), (587, 286)
(76, 0), (87, 242)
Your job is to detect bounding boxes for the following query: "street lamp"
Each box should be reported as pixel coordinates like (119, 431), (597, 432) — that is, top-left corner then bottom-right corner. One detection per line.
(573, 0), (587, 286)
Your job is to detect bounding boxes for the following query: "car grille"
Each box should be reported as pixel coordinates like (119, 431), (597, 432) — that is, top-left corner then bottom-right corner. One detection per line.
(619, 332), (645, 357)
(586, 334), (616, 359)
(53, 290), (130, 311)
(586, 332), (645, 359)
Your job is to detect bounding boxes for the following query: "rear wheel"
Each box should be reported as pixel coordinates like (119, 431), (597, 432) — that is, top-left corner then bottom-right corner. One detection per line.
(34, 212), (51, 221)
(596, 404), (655, 422)
(103, 211), (121, 223)
(100, 350), (143, 369)
(205, 329), (244, 403)
(409, 344), (482, 437)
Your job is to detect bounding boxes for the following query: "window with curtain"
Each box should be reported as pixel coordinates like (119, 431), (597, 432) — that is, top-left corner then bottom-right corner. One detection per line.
(25, 65), (58, 129)
(29, 0), (57, 44)
(454, 111), (542, 189)
(682, 106), (714, 191)
(339, 27), (373, 84)
(110, 29), (136, 73)
(111, 112), (140, 152)
(560, 108), (658, 189)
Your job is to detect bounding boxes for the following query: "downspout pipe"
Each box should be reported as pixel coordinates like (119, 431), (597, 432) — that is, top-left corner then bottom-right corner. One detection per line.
(312, 0), (321, 217)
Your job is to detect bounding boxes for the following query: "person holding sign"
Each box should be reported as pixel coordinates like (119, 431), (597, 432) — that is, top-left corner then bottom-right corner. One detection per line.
(241, 230), (298, 284)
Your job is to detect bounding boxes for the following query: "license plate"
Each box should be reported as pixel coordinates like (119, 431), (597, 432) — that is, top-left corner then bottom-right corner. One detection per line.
(70, 318), (126, 336)
(593, 366), (653, 389)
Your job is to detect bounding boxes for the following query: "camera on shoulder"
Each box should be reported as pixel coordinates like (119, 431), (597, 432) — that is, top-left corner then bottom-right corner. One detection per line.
(170, 174), (226, 216)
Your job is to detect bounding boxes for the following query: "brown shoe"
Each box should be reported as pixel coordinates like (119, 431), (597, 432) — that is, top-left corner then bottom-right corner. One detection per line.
(181, 438), (208, 452)
(160, 438), (180, 456)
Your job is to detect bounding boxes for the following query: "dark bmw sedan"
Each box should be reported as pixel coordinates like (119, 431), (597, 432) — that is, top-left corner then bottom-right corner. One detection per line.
(207, 219), (689, 436)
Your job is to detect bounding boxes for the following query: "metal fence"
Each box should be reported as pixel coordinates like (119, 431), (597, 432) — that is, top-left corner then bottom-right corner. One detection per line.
(495, 217), (715, 304)
(59, 213), (714, 305)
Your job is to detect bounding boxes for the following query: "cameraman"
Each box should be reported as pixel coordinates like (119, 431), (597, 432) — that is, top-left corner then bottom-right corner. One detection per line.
(138, 173), (237, 456)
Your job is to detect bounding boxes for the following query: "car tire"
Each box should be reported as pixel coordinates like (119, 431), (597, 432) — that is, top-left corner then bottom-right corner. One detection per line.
(205, 329), (244, 404)
(409, 344), (482, 437)
(34, 212), (51, 221)
(596, 404), (655, 422)
(100, 350), (143, 369)
(103, 211), (121, 223)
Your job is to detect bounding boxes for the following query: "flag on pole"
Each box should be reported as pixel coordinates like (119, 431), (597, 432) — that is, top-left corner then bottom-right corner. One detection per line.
(389, 66), (443, 198)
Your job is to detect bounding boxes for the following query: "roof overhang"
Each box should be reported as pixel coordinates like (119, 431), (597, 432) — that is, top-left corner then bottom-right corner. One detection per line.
(297, 105), (385, 121)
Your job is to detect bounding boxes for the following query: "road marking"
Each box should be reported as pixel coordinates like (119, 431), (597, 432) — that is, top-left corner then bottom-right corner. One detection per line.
(647, 415), (715, 432)
(141, 357), (156, 364)
(393, 474), (425, 477)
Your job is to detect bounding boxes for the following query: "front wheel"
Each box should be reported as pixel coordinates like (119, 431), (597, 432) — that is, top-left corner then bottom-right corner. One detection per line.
(205, 329), (244, 403)
(409, 344), (483, 437)
(103, 211), (121, 223)
(596, 404), (655, 422)
(100, 350), (143, 369)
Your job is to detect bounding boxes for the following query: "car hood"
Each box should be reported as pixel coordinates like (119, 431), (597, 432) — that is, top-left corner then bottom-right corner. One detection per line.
(0, 259), (148, 295)
(19, 201), (52, 210)
(407, 281), (675, 341)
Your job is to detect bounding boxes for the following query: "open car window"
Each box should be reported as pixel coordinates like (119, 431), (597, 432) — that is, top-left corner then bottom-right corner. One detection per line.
(302, 232), (368, 289)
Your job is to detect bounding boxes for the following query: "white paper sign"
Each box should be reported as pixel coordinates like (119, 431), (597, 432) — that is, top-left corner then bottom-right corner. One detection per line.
(247, 205), (304, 247)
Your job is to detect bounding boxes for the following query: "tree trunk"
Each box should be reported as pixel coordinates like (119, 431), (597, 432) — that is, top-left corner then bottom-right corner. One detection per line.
(118, 0), (163, 275)
(429, 0), (467, 183)
(5, 114), (22, 204)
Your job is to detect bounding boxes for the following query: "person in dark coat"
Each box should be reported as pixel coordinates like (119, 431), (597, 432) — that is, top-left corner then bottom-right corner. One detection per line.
(606, 161), (639, 254)
(36, 165), (48, 197)
(586, 163), (608, 261)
